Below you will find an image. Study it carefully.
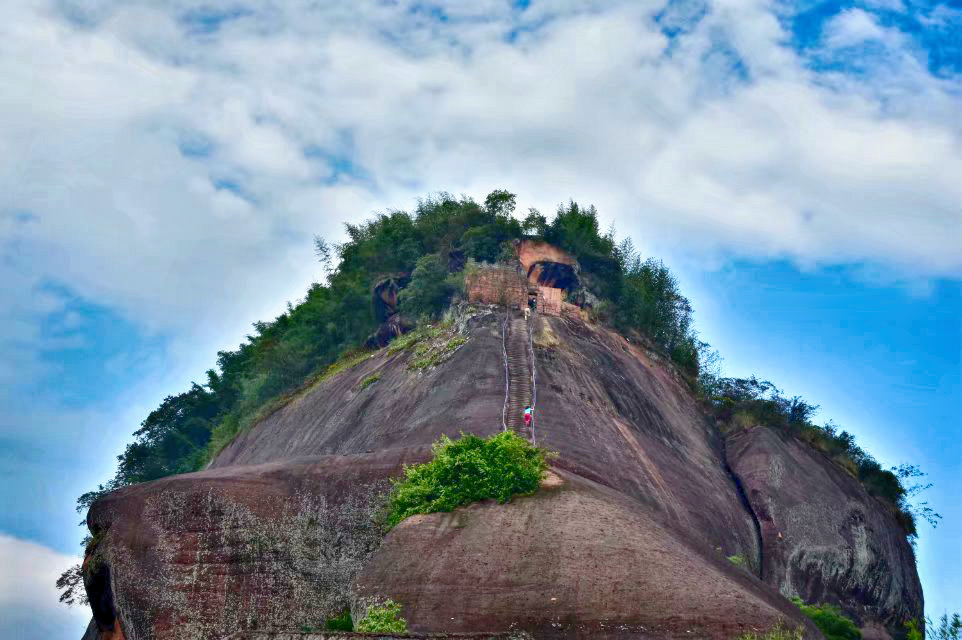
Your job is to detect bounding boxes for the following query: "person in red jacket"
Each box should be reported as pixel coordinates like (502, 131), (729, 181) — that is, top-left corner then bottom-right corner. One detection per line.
(523, 405), (533, 429)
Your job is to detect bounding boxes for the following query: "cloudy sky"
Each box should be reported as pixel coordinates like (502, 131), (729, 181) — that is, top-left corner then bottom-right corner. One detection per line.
(1, 0), (959, 636)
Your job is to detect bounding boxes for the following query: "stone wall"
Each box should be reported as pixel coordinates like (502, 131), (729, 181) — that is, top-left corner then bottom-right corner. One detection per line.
(535, 286), (561, 316)
(465, 267), (527, 309)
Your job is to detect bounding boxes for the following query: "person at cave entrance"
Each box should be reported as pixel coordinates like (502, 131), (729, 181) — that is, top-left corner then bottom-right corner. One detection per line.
(523, 405), (533, 428)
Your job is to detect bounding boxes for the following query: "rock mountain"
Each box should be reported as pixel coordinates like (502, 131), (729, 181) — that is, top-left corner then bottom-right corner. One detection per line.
(79, 246), (921, 640)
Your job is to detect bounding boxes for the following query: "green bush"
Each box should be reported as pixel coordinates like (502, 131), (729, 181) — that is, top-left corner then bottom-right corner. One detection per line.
(325, 610), (353, 631)
(355, 599), (407, 633)
(727, 554), (746, 568)
(387, 431), (548, 528)
(792, 597), (861, 640)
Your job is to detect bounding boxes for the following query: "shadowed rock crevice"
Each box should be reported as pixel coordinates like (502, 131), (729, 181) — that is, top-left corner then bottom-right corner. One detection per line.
(526, 261), (579, 291)
(721, 436), (766, 578)
(82, 544), (125, 640)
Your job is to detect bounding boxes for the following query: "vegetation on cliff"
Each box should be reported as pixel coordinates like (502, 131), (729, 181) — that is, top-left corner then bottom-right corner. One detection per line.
(792, 597), (861, 640)
(74, 188), (934, 547)
(355, 599), (409, 633)
(705, 376), (940, 536)
(387, 431), (547, 528)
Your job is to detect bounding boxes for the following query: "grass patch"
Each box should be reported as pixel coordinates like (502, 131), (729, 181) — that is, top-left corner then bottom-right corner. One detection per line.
(727, 554), (746, 568)
(358, 372), (381, 390)
(409, 333), (469, 370)
(355, 599), (407, 633)
(385, 323), (468, 370)
(792, 597), (861, 640)
(387, 431), (548, 528)
(319, 349), (375, 382)
(325, 610), (353, 631)
(735, 622), (803, 640)
(386, 325), (441, 354)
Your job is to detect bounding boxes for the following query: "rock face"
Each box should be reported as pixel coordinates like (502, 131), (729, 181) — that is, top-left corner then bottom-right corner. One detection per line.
(86, 452), (416, 640)
(727, 426), (923, 636)
(515, 239), (579, 291)
(367, 275), (414, 348)
(81, 306), (921, 639)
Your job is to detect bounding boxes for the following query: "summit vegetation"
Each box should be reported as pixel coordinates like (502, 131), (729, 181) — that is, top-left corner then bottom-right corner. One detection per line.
(74, 189), (935, 543)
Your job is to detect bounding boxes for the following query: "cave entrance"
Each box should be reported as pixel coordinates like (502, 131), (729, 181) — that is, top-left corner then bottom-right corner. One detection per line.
(527, 261), (579, 292)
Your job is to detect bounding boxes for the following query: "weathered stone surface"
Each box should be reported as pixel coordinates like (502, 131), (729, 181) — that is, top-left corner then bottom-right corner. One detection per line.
(466, 267), (528, 310)
(86, 453), (419, 640)
(356, 470), (816, 639)
(515, 240), (580, 292)
(727, 426), (923, 638)
(515, 240), (577, 271)
(82, 306), (921, 639)
(230, 633), (531, 640)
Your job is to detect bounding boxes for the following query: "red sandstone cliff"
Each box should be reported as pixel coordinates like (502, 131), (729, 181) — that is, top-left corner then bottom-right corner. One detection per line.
(80, 307), (921, 640)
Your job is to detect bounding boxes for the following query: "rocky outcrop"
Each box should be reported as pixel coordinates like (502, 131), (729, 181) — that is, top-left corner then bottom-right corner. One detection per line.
(727, 426), (923, 638)
(367, 275), (414, 348)
(357, 469), (814, 639)
(80, 306), (920, 639)
(515, 240), (577, 272)
(515, 240), (579, 291)
(85, 452), (413, 640)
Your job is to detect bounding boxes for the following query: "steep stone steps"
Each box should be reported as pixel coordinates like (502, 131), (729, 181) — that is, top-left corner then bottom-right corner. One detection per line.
(503, 314), (533, 441)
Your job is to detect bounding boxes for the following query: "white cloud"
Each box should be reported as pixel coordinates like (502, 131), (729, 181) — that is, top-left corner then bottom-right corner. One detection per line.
(823, 8), (889, 48)
(1, 0), (958, 347)
(0, 534), (90, 640)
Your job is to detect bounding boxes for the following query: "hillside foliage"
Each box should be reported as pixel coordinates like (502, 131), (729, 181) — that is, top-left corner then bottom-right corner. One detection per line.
(704, 376), (939, 537)
(386, 431), (548, 528)
(791, 598), (861, 640)
(74, 189), (932, 546)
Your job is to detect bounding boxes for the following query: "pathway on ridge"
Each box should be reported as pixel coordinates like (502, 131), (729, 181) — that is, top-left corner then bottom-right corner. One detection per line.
(503, 313), (534, 442)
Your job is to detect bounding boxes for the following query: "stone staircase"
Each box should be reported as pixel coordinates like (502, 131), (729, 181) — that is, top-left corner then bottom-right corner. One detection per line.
(503, 314), (534, 442)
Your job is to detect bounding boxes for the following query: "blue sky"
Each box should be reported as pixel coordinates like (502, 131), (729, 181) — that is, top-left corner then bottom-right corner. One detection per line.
(0, 0), (959, 637)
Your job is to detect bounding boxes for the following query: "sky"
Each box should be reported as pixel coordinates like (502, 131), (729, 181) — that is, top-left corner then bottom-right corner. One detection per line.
(0, 0), (959, 637)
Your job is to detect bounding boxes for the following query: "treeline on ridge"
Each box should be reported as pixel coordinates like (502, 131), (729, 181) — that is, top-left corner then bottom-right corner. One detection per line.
(76, 190), (930, 541)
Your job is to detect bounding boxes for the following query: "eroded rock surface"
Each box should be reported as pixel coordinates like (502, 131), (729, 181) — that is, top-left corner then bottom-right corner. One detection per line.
(81, 307), (921, 639)
(727, 426), (922, 638)
(357, 470), (815, 639)
(86, 453), (416, 640)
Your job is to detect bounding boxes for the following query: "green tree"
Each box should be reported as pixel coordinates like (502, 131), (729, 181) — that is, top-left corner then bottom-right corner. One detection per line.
(484, 189), (517, 218)
(523, 207), (548, 236)
(398, 253), (458, 320)
(928, 613), (962, 640)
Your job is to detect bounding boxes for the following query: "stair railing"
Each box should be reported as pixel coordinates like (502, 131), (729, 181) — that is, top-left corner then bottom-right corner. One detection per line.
(501, 311), (510, 432)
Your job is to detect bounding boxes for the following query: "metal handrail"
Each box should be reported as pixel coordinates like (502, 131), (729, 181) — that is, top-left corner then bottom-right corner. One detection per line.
(527, 312), (537, 446)
(501, 311), (509, 432)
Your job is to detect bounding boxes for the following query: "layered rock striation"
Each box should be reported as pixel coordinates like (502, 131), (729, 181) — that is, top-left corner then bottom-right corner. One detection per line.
(81, 307), (921, 639)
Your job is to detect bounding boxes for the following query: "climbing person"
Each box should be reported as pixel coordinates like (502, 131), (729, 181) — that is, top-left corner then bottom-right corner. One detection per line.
(523, 405), (533, 429)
